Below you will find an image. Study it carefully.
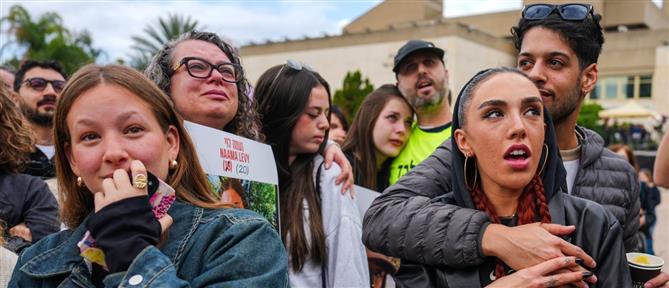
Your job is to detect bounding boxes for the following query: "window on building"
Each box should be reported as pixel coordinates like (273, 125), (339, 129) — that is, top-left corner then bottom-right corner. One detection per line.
(626, 76), (635, 99)
(590, 83), (600, 99)
(596, 74), (653, 100)
(639, 75), (652, 98)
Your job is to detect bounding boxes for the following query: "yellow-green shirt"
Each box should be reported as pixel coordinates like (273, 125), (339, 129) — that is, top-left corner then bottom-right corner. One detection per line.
(388, 122), (452, 185)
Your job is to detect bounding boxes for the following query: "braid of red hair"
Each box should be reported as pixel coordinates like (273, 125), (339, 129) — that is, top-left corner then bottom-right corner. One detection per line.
(532, 175), (552, 223)
(470, 185), (508, 279)
(470, 186), (501, 224)
(470, 174), (551, 280)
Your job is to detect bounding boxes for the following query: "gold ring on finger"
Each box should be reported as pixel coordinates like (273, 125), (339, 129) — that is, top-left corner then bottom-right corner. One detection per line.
(133, 173), (148, 189)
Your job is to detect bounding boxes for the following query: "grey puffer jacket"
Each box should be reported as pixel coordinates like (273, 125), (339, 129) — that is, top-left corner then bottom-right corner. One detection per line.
(362, 126), (640, 268)
(572, 126), (640, 252)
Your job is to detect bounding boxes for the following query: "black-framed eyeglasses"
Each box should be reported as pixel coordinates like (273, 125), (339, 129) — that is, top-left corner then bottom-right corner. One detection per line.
(172, 57), (243, 83)
(22, 77), (66, 93)
(522, 3), (593, 21)
(269, 59), (314, 88)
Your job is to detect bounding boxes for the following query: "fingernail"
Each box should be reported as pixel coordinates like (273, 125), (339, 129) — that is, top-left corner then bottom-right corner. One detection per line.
(575, 258), (584, 265)
(581, 271), (593, 278)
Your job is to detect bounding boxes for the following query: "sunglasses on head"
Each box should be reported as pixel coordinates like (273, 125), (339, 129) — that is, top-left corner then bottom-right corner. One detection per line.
(269, 59), (314, 88)
(522, 3), (594, 21)
(23, 77), (66, 93)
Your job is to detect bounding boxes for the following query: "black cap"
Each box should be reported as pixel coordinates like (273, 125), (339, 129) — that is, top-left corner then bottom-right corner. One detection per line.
(393, 40), (445, 73)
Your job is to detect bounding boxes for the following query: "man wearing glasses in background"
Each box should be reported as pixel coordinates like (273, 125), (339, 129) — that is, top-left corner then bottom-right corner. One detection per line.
(364, 3), (669, 286)
(13, 60), (67, 179)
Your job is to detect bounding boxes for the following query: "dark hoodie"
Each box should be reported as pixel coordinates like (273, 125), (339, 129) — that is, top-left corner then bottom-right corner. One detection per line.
(392, 69), (630, 287)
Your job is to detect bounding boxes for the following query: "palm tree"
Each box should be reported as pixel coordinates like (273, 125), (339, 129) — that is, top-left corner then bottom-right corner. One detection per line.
(1, 5), (101, 75)
(129, 14), (202, 71)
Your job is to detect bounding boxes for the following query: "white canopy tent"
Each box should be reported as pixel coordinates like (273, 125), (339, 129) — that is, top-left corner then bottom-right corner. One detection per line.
(599, 100), (662, 120)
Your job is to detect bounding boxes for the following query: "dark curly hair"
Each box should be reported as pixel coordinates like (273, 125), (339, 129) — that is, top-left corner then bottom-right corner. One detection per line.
(145, 31), (263, 141)
(0, 84), (35, 174)
(14, 60), (67, 92)
(512, 8), (605, 70)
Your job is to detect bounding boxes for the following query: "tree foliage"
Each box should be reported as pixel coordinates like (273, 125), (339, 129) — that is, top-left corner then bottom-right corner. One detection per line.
(577, 101), (605, 136)
(333, 70), (374, 121)
(129, 14), (202, 71)
(1, 5), (101, 75)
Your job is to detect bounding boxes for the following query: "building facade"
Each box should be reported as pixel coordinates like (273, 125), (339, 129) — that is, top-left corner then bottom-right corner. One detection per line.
(240, 0), (669, 118)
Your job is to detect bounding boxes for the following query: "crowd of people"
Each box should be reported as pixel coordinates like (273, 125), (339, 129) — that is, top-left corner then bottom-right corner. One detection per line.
(1, 2), (668, 288)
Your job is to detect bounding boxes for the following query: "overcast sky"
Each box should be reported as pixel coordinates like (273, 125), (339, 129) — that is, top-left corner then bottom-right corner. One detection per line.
(1, 0), (661, 64)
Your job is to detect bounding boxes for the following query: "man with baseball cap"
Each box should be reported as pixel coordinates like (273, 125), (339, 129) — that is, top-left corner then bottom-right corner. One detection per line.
(388, 39), (452, 185)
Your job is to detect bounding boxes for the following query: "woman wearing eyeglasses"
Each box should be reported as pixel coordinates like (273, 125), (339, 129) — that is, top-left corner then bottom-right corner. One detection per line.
(145, 31), (355, 205)
(254, 62), (369, 287)
(387, 68), (629, 287)
(9, 64), (288, 287)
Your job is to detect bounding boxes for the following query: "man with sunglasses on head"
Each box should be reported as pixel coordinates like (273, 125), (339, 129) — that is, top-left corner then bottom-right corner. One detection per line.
(13, 60), (67, 179)
(365, 3), (669, 287)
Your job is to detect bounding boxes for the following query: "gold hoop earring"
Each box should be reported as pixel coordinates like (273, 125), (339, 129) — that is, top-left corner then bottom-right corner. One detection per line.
(169, 160), (178, 170)
(537, 144), (549, 176)
(76, 177), (85, 188)
(464, 154), (478, 190)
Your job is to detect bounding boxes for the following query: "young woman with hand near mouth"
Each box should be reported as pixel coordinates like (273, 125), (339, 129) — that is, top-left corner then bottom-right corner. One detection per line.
(10, 65), (288, 287)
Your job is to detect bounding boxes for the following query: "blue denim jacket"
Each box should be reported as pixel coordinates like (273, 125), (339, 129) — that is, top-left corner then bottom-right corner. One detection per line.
(9, 200), (289, 287)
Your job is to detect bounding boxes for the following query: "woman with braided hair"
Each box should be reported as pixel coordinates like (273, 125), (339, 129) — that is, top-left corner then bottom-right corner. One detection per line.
(389, 67), (630, 287)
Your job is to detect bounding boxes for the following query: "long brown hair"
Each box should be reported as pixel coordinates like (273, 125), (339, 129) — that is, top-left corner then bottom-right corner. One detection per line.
(255, 63), (330, 272)
(54, 64), (221, 228)
(342, 84), (413, 190)
(0, 84), (35, 174)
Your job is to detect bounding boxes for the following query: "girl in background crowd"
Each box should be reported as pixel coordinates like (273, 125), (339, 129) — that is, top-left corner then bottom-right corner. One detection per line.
(255, 61), (369, 287)
(611, 143), (662, 255)
(342, 84), (413, 288)
(329, 105), (349, 146)
(10, 65), (288, 287)
(145, 31), (354, 197)
(0, 83), (59, 254)
(609, 143), (650, 253)
(376, 68), (629, 287)
(639, 168), (661, 255)
(343, 84), (413, 192)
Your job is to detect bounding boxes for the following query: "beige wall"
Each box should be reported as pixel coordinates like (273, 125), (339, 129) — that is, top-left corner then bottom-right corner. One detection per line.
(241, 35), (515, 99)
(651, 45), (669, 117)
(604, 0), (668, 29)
(446, 11), (519, 38)
(343, 0), (442, 34)
(599, 29), (669, 75)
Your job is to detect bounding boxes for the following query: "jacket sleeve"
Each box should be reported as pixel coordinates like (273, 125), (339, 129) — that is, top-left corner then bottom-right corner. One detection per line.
(103, 216), (288, 288)
(22, 178), (60, 241)
(595, 220), (633, 286)
(623, 170), (641, 252)
(362, 142), (491, 267)
(321, 163), (370, 287)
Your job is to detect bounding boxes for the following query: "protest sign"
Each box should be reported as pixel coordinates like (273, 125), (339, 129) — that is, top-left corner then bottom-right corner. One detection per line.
(185, 121), (279, 229)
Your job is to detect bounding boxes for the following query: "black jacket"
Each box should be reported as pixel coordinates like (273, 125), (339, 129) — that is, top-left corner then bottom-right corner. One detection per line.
(24, 148), (56, 179)
(363, 69), (630, 287)
(0, 173), (59, 252)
